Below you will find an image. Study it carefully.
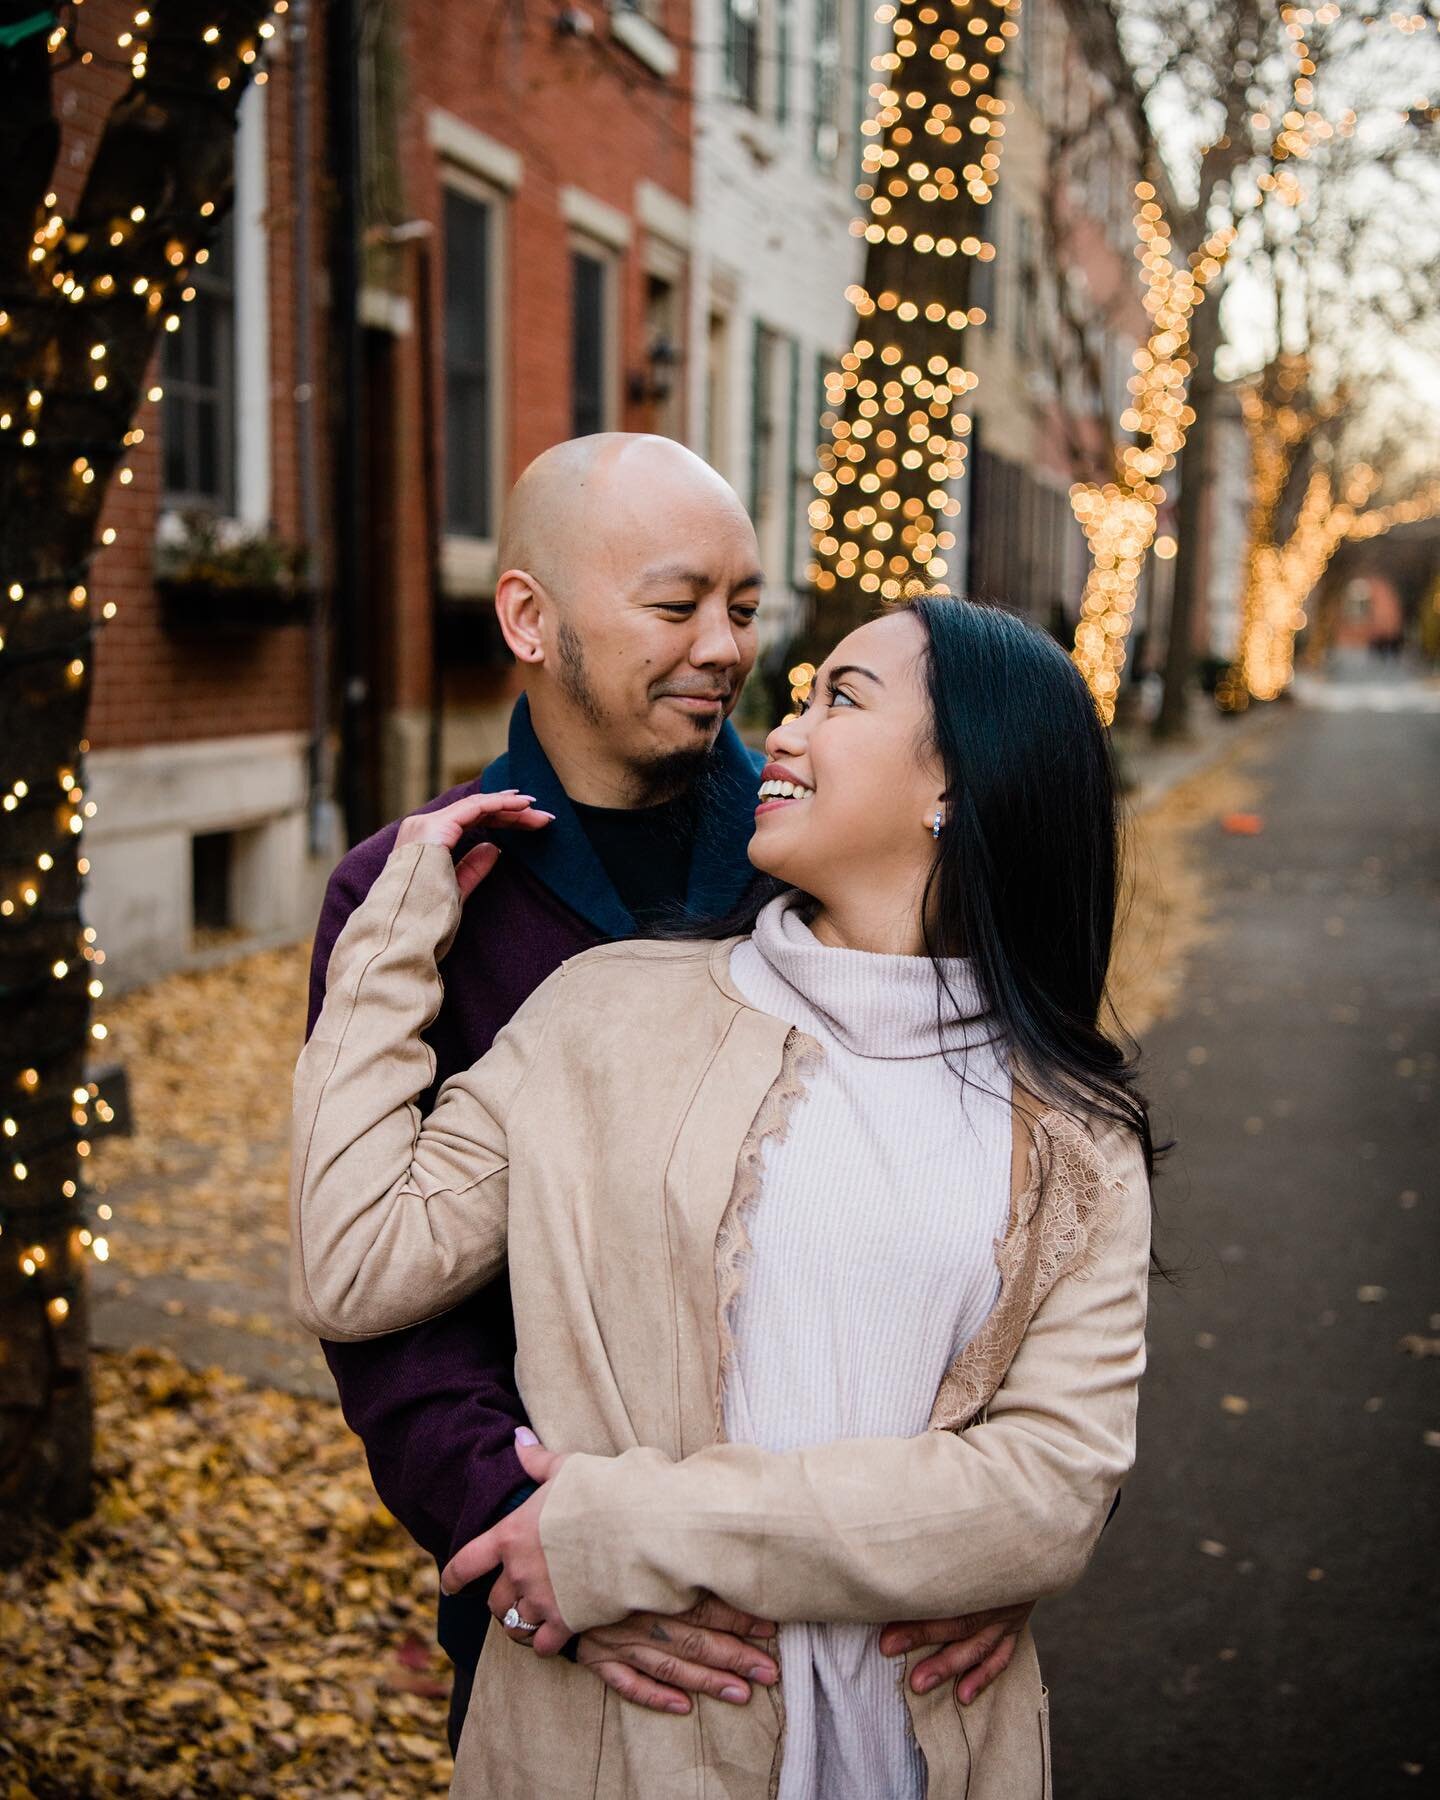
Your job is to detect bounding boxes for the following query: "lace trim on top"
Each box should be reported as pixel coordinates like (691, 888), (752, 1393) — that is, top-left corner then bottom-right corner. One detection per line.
(928, 1107), (1131, 1434)
(712, 1027), (825, 1441)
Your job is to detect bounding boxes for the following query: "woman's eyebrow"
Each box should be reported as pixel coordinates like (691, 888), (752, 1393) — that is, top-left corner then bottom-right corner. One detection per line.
(826, 664), (884, 687)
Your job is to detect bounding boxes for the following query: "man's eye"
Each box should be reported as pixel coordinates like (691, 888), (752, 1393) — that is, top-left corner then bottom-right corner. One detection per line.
(657, 603), (696, 616)
(732, 608), (759, 626)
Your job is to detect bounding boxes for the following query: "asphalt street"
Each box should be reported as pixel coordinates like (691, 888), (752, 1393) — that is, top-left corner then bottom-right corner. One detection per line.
(1040, 661), (1440, 1800)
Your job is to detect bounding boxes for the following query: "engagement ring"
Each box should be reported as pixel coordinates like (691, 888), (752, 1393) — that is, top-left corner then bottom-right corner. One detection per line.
(502, 1606), (539, 1633)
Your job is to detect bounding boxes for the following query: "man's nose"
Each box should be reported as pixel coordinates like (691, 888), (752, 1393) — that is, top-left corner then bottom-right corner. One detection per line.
(690, 608), (744, 669)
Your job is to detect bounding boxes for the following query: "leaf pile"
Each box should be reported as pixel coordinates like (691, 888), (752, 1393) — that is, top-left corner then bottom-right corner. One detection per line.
(0, 1348), (450, 1799)
(92, 941), (310, 1292)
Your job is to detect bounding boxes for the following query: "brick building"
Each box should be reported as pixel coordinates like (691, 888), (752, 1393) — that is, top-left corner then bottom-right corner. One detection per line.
(84, 0), (697, 985)
(80, 0), (1172, 989)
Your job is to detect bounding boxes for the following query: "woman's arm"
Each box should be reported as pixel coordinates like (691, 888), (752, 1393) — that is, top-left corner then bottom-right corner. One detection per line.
(536, 1125), (1151, 1634)
(291, 834), (559, 1342)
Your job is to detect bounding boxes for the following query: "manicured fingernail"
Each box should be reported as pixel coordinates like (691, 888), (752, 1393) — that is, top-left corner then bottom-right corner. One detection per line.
(533, 810), (557, 821)
(914, 1673), (937, 1694)
(514, 1427), (539, 1446)
(721, 1684), (748, 1704)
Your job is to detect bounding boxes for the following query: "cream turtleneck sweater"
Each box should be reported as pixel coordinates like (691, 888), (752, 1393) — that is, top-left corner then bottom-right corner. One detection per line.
(726, 893), (1013, 1800)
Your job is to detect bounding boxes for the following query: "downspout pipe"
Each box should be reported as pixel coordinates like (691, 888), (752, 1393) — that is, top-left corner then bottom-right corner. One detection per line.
(328, 0), (368, 842)
(291, 0), (332, 859)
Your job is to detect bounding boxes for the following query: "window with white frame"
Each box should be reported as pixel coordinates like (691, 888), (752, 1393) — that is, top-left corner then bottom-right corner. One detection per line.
(442, 180), (499, 541)
(570, 243), (616, 438)
(725, 0), (761, 109)
(814, 0), (843, 165)
(163, 216), (236, 513)
(162, 82), (269, 521)
(706, 306), (731, 472)
(642, 242), (686, 441)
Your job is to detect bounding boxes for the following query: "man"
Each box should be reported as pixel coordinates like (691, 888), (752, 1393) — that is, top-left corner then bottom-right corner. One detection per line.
(307, 434), (1033, 1751)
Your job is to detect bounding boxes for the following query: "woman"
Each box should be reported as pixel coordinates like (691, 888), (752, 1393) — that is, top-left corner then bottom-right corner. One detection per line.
(292, 595), (1157, 1799)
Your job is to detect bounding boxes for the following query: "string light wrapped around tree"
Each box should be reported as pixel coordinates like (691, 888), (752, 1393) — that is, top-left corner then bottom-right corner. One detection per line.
(0, 0), (286, 1522)
(1219, 358), (1440, 709)
(807, 0), (1023, 646)
(1068, 185), (1234, 725)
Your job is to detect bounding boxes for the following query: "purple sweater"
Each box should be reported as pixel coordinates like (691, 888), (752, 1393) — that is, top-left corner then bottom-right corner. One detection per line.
(305, 695), (764, 1672)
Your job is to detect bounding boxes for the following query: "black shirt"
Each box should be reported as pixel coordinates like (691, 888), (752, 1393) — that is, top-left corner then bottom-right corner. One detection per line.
(571, 790), (697, 933)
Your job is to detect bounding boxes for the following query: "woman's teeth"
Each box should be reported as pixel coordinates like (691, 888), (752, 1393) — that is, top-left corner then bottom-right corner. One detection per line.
(758, 780), (813, 802)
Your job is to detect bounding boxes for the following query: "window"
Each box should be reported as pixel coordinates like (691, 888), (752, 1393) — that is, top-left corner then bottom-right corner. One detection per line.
(643, 263), (684, 440)
(750, 323), (781, 527)
(706, 308), (731, 471)
(814, 0), (842, 165)
(191, 831), (234, 937)
(572, 249), (609, 438)
(725, 0), (760, 109)
(776, 0), (792, 126)
(443, 185), (495, 540)
(750, 324), (801, 586)
(163, 215), (236, 512)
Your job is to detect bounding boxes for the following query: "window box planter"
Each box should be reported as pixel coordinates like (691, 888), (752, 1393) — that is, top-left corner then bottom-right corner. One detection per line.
(157, 575), (311, 635)
(155, 511), (310, 634)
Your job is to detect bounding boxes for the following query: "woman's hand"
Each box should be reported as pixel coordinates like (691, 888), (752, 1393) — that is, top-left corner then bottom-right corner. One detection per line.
(440, 1435), (574, 1657)
(395, 791), (555, 899)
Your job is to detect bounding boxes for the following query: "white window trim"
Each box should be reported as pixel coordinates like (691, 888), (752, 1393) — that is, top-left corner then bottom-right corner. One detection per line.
(569, 229), (623, 435)
(439, 162), (508, 590)
(234, 81), (271, 527)
(611, 6), (679, 79)
(561, 186), (632, 253)
(428, 109), (523, 194)
(636, 179), (691, 251)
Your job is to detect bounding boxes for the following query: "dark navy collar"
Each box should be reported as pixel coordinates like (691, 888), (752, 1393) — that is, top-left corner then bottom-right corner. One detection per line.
(478, 693), (764, 939)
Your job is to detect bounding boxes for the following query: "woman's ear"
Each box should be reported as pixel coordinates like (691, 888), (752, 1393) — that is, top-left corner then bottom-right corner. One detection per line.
(494, 568), (546, 663)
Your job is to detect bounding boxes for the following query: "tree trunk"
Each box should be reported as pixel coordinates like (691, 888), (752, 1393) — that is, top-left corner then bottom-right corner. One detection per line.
(1153, 258), (1222, 740)
(808, 2), (1020, 649)
(0, 0), (272, 1538)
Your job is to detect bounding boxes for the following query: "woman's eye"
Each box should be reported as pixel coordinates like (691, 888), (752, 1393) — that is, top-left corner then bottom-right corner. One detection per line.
(830, 687), (857, 708)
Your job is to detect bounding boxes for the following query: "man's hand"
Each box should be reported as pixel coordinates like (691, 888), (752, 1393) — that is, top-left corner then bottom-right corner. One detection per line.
(879, 1601), (1036, 1705)
(440, 1437), (574, 1658)
(395, 791), (554, 898)
(576, 1596), (779, 1715)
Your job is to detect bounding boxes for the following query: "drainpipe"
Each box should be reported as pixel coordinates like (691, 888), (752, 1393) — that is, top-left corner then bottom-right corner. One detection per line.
(291, 0), (333, 859)
(328, 0), (368, 842)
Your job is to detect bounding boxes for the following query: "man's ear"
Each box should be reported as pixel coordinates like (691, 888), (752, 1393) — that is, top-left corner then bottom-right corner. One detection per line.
(495, 568), (546, 663)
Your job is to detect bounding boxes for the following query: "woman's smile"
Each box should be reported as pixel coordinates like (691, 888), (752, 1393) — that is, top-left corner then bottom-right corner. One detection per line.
(755, 761), (815, 817)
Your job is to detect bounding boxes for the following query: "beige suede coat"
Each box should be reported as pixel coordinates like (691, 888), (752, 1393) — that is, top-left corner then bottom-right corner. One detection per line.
(292, 842), (1153, 1800)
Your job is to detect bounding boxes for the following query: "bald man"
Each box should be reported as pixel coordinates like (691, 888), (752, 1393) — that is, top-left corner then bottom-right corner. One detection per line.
(306, 435), (1032, 1755)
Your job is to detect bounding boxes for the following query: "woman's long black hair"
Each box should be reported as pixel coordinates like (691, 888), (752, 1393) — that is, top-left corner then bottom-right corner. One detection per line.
(684, 593), (1166, 1190)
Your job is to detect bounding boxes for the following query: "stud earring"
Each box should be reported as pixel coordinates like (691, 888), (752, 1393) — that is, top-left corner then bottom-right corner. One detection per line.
(932, 810), (942, 839)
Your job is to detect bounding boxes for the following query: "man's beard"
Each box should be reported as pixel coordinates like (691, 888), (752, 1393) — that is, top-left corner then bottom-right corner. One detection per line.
(556, 617), (727, 805)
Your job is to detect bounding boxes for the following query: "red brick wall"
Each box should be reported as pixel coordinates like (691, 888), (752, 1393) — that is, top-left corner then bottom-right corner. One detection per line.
(77, 2), (318, 752)
(386, 0), (695, 712)
(82, 0), (694, 754)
